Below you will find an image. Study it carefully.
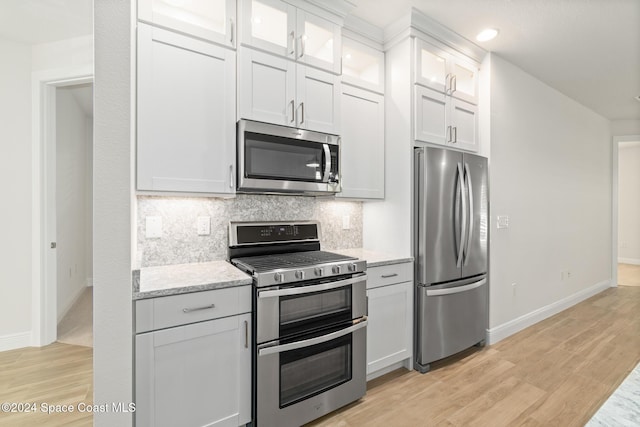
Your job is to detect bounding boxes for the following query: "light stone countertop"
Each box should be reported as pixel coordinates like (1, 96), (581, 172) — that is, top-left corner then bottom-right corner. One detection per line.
(133, 260), (252, 300)
(332, 248), (413, 268)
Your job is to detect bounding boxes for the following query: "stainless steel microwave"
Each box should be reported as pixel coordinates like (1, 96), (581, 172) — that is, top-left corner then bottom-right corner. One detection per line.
(237, 119), (341, 195)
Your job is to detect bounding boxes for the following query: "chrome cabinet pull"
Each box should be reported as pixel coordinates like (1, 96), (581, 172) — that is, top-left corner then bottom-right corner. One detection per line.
(230, 19), (234, 44)
(299, 35), (306, 58)
(453, 126), (458, 143)
(244, 320), (248, 348)
(445, 73), (451, 94)
(451, 74), (457, 94)
(289, 100), (295, 123)
(182, 303), (215, 313)
(229, 164), (234, 189)
(289, 31), (295, 55)
(381, 273), (398, 278)
(447, 125), (452, 143)
(300, 102), (305, 124)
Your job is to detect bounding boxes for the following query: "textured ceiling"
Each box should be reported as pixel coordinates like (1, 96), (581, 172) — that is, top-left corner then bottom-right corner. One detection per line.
(350, 0), (640, 121)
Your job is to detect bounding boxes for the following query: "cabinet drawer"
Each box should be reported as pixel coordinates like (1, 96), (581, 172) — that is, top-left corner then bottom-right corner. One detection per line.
(136, 286), (251, 333)
(367, 262), (413, 289)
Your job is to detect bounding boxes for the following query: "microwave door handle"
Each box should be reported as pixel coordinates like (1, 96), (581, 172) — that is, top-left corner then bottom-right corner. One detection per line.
(258, 274), (367, 299)
(258, 318), (368, 356)
(322, 143), (331, 182)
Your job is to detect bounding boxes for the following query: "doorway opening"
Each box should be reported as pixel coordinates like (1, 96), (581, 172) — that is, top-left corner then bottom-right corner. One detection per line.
(54, 83), (94, 347)
(616, 138), (640, 287)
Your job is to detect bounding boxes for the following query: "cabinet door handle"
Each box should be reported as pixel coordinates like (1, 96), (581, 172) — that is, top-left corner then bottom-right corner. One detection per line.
(300, 102), (305, 124)
(445, 73), (451, 94)
(182, 303), (215, 313)
(244, 320), (249, 348)
(230, 19), (234, 44)
(299, 35), (305, 58)
(289, 31), (295, 56)
(289, 100), (295, 123)
(229, 164), (234, 189)
(453, 126), (458, 143)
(451, 74), (457, 94)
(381, 273), (398, 279)
(447, 125), (452, 143)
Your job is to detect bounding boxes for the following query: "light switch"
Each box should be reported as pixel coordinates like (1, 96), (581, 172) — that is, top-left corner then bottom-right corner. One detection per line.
(197, 216), (211, 236)
(497, 215), (509, 229)
(342, 215), (351, 230)
(146, 216), (162, 238)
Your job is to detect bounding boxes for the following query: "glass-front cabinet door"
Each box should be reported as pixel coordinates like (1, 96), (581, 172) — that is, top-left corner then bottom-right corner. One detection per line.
(296, 10), (341, 74)
(451, 59), (478, 104)
(341, 36), (384, 93)
(240, 0), (296, 58)
(415, 39), (449, 94)
(138, 0), (236, 47)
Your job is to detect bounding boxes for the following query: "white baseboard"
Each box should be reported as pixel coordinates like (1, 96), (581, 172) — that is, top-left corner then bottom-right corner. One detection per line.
(618, 258), (640, 266)
(0, 332), (31, 352)
(487, 279), (611, 345)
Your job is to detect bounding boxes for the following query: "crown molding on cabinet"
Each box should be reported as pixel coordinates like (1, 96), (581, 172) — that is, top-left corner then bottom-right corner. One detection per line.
(343, 14), (384, 49)
(384, 7), (486, 63)
(285, 0), (356, 25)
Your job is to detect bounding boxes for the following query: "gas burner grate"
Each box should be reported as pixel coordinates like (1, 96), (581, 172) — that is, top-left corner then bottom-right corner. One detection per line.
(233, 251), (355, 273)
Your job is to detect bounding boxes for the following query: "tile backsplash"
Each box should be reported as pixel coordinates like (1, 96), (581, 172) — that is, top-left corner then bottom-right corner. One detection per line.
(137, 195), (362, 267)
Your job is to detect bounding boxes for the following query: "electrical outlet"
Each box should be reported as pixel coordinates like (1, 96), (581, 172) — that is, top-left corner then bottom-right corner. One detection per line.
(197, 216), (211, 236)
(145, 216), (162, 238)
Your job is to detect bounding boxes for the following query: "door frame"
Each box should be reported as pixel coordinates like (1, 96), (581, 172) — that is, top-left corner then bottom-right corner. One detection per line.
(611, 134), (640, 289)
(31, 66), (93, 346)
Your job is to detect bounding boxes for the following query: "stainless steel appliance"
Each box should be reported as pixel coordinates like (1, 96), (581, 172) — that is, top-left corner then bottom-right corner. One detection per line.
(414, 147), (489, 373)
(228, 221), (367, 427)
(237, 120), (341, 195)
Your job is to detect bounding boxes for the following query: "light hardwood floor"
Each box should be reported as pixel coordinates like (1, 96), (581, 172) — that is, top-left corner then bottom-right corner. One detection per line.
(618, 263), (640, 286)
(0, 343), (93, 426)
(309, 286), (640, 427)
(0, 287), (637, 427)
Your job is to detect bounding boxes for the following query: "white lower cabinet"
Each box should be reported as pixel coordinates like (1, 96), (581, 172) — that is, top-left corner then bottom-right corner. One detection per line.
(135, 290), (251, 427)
(366, 262), (413, 379)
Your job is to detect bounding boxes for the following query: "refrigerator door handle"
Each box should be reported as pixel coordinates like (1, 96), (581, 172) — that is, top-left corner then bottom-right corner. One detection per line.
(426, 278), (486, 296)
(463, 162), (474, 265)
(456, 162), (467, 268)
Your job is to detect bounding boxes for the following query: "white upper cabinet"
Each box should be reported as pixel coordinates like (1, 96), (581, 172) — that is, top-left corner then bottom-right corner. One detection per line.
(240, 0), (296, 58)
(239, 47), (341, 134)
(415, 38), (478, 104)
(341, 36), (384, 94)
(239, 0), (341, 74)
(138, 0), (236, 48)
(338, 85), (384, 199)
(137, 23), (236, 194)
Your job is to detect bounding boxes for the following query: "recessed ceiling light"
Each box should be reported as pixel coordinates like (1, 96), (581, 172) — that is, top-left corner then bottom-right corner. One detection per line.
(476, 28), (499, 42)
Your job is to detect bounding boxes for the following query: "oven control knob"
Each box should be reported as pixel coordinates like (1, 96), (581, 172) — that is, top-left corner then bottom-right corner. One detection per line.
(274, 272), (285, 283)
(314, 267), (324, 277)
(295, 270), (305, 280)
(348, 263), (358, 272)
(332, 265), (342, 275)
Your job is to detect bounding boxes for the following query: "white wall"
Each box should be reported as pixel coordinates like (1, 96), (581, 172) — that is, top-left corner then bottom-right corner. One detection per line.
(94, 1), (133, 425)
(55, 86), (92, 320)
(611, 120), (640, 136)
(0, 38), (33, 350)
(618, 144), (640, 264)
(488, 54), (612, 342)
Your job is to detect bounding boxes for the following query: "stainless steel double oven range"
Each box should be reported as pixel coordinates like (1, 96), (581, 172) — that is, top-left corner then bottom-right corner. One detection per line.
(229, 221), (367, 427)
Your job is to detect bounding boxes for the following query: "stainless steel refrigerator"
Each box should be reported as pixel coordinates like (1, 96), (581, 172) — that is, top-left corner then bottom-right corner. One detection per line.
(414, 146), (489, 373)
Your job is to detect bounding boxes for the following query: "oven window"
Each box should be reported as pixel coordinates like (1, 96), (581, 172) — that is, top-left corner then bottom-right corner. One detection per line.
(245, 132), (324, 182)
(280, 333), (352, 408)
(280, 286), (352, 337)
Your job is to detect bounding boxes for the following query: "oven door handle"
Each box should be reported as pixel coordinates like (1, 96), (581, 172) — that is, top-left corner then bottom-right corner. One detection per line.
(257, 274), (367, 299)
(258, 318), (368, 356)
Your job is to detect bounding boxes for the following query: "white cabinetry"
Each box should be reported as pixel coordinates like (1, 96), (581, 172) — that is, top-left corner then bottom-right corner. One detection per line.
(138, 0), (236, 48)
(239, 0), (341, 74)
(137, 23), (236, 194)
(338, 85), (384, 199)
(366, 262), (413, 379)
(414, 38), (479, 152)
(135, 287), (251, 427)
(341, 36), (385, 94)
(238, 47), (341, 133)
